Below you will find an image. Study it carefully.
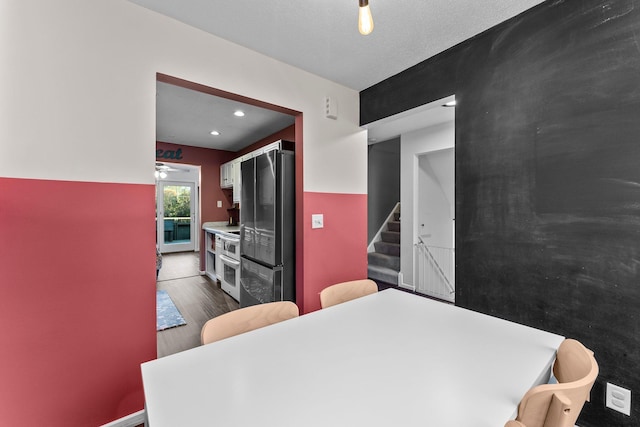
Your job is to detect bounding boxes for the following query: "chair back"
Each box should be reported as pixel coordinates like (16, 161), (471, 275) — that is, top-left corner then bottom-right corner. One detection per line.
(201, 301), (299, 345)
(319, 279), (378, 309)
(505, 339), (598, 427)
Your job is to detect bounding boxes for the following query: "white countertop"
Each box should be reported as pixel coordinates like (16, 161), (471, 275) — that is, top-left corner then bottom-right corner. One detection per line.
(141, 288), (564, 427)
(202, 222), (240, 235)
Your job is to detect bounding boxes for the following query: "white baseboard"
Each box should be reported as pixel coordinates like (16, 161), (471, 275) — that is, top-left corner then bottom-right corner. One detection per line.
(399, 282), (414, 291)
(199, 270), (206, 275)
(100, 409), (146, 427)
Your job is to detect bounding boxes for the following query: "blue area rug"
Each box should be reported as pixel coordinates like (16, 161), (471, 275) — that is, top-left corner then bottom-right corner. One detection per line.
(157, 290), (187, 331)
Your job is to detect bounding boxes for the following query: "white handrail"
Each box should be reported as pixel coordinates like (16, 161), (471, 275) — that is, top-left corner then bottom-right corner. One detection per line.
(415, 236), (455, 301)
(367, 202), (400, 252)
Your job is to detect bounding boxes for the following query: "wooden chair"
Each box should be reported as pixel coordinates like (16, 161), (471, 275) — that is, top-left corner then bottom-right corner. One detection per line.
(504, 339), (599, 427)
(201, 301), (299, 345)
(319, 279), (378, 309)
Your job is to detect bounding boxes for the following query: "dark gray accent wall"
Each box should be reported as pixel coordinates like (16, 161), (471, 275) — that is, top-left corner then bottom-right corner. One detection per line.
(368, 138), (401, 242)
(361, 1), (640, 426)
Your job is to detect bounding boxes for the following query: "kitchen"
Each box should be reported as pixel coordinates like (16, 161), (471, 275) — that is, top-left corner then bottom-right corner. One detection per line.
(203, 139), (296, 307)
(155, 77), (298, 356)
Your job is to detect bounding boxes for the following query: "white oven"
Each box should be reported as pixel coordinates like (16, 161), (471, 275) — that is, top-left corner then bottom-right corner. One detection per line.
(219, 233), (240, 259)
(218, 233), (240, 301)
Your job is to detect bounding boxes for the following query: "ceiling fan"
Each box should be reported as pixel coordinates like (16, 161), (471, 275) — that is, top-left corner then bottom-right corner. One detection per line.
(155, 162), (181, 179)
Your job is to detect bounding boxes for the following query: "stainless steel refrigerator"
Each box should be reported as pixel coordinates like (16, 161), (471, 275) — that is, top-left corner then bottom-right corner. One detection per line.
(239, 149), (295, 307)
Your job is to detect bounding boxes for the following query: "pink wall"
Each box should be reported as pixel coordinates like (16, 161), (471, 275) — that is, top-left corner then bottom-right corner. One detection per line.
(0, 157), (368, 427)
(0, 177), (156, 426)
(0, 9), (366, 424)
(300, 192), (368, 313)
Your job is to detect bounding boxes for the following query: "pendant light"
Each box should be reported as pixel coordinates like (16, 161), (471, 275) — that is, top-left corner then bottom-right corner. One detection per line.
(358, 0), (374, 35)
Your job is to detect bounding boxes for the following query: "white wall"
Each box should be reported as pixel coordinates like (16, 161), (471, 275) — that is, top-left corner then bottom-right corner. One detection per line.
(400, 120), (454, 286)
(418, 148), (454, 247)
(0, 0), (366, 194)
(0, 2), (368, 423)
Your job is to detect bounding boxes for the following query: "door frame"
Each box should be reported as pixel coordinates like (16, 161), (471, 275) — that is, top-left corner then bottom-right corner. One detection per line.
(157, 180), (198, 253)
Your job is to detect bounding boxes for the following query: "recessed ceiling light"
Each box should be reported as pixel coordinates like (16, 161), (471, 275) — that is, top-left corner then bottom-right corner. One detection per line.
(210, 130), (220, 136)
(234, 110), (245, 117)
(443, 100), (456, 107)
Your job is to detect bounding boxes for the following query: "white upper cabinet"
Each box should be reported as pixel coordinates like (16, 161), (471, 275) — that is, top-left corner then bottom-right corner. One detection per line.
(261, 141), (282, 153)
(232, 157), (243, 203)
(219, 140), (286, 193)
(220, 161), (233, 188)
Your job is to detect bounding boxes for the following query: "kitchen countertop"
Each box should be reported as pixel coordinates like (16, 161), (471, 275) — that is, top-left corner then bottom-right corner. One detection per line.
(202, 222), (240, 236)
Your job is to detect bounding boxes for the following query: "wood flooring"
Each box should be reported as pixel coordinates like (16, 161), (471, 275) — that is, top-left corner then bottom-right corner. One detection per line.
(155, 253), (438, 358)
(157, 252), (238, 358)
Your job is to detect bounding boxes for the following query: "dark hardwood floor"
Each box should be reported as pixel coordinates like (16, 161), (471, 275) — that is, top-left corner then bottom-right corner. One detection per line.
(157, 252), (238, 358)
(155, 254), (445, 358)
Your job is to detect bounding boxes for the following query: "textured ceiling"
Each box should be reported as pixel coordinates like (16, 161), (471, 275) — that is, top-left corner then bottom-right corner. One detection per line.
(132, 0), (545, 150)
(130, 0), (545, 91)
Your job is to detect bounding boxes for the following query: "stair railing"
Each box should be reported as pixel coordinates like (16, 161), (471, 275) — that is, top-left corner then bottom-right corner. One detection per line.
(367, 202), (401, 252)
(415, 236), (455, 302)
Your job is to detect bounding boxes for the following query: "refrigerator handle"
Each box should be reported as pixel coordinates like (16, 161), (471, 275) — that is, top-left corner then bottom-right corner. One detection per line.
(272, 265), (284, 301)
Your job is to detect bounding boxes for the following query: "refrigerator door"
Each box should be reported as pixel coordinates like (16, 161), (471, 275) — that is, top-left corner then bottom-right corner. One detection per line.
(254, 151), (278, 266)
(240, 257), (282, 307)
(239, 149), (295, 308)
(240, 157), (256, 260)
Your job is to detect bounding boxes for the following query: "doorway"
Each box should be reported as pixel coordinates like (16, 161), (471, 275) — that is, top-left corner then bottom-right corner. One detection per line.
(157, 180), (197, 253)
(415, 148), (455, 302)
(364, 94), (455, 300)
(154, 73), (303, 357)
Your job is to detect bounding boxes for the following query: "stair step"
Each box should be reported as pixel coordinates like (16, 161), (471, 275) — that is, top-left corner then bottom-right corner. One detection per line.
(387, 220), (400, 232)
(381, 230), (400, 244)
(368, 252), (400, 271)
(374, 241), (400, 256)
(393, 212), (400, 221)
(368, 265), (398, 286)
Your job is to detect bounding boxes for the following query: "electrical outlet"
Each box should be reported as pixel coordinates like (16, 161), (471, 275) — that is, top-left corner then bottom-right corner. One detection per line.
(606, 383), (631, 416)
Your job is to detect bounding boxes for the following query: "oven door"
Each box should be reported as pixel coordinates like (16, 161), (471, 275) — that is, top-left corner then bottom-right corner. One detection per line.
(219, 254), (240, 302)
(220, 234), (240, 259)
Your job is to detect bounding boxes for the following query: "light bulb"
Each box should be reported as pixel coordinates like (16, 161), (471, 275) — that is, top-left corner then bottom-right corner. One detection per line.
(159, 171), (167, 179)
(358, 0), (374, 35)
(154, 170), (160, 179)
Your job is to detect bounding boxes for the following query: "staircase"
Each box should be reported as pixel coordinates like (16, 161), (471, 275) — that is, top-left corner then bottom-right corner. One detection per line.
(368, 206), (401, 286)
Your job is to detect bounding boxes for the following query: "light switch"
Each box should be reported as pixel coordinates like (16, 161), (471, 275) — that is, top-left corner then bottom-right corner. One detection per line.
(311, 214), (324, 229)
(217, 200), (222, 208)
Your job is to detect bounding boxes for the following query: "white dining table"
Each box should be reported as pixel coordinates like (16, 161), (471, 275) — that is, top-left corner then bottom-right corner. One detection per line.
(141, 288), (564, 427)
